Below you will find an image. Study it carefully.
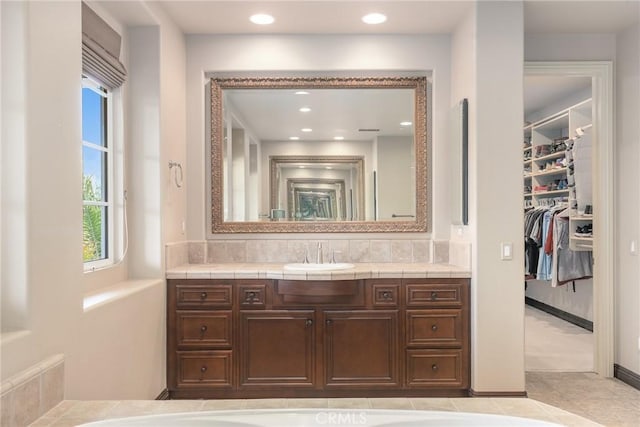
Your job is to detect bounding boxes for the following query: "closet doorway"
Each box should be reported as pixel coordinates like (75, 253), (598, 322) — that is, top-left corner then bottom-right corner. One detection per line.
(523, 62), (614, 378)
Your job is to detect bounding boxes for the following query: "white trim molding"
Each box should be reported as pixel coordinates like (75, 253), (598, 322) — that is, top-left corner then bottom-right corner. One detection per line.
(524, 61), (615, 377)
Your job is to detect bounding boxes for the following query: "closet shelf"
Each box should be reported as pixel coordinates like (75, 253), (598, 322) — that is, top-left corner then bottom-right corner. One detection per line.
(533, 151), (566, 163)
(532, 167), (568, 177)
(533, 189), (569, 196)
(571, 214), (593, 220)
(573, 236), (593, 241)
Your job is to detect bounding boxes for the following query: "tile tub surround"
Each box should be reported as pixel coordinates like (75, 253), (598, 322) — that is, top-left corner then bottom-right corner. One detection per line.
(1, 354), (64, 427)
(166, 239), (473, 268)
(165, 262), (471, 280)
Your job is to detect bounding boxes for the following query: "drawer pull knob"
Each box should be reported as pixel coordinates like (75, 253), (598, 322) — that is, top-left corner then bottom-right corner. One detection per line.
(200, 292), (208, 300)
(431, 324), (438, 331)
(382, 291), (391, 299)
(326, 319), (333, 326)
(306, 319), (313, 327)
(200, 325), (208, 333)
(430, 292), (438, 301)
(200, 366), (208, 373)
(432, 364), (439, 372)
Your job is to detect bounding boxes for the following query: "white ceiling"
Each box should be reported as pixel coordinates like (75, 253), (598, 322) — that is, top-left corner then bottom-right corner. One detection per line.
(149, 0), (639, 35)
(96, 0), (637, 137)
(524, 76), (591, 118)
(99, 1), (640, 35)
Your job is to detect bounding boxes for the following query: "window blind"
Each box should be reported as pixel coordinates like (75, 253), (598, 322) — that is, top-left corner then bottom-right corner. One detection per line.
(82, 2), (126, 89)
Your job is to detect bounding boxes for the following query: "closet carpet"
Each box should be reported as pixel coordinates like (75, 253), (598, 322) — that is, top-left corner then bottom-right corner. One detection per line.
(525, 305), (593, 372)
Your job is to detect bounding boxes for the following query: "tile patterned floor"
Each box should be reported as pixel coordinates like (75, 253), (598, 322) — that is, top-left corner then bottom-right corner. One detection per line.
(527, 372), (640, 427)
(29, 396), (602, 427)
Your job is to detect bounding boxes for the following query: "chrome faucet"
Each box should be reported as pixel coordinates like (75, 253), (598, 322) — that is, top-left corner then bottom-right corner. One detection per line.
(316, 242), (324, 264)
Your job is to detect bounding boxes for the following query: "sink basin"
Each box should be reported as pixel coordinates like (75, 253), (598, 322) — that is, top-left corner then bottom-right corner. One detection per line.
(283, 262), (354, 271)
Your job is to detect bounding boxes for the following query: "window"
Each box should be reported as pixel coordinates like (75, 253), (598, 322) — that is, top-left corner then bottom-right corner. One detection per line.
(82, 77), (113, 267)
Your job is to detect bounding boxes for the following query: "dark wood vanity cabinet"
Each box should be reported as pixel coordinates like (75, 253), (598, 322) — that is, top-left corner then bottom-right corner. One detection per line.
(167, 277), (469, 398)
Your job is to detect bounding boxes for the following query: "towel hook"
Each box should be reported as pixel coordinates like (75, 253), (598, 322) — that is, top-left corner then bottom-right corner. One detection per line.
(168, 161), (183, 188)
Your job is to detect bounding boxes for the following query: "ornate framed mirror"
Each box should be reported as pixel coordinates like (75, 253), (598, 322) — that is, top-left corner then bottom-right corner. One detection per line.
(210, 76), (429, 233)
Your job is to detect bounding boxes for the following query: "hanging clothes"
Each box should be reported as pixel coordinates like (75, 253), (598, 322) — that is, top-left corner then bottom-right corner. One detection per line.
(524, 204), (590, 284)
(524, 207), (547, 277)
(551, 211), (593, 287)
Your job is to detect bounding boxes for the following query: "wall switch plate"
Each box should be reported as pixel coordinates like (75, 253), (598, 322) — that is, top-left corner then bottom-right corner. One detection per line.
(501, 242), (513, 260)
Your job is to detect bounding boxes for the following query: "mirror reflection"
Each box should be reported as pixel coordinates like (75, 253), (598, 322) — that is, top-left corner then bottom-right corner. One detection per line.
(210, 76), (428, 233)
(270, 156), (365, 221)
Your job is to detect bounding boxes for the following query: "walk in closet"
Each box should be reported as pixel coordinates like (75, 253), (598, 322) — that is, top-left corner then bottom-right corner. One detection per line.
(523, 77), (595, 372)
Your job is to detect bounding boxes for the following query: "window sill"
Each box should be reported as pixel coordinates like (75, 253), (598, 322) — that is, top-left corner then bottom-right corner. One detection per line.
(83, 279), (163, 312)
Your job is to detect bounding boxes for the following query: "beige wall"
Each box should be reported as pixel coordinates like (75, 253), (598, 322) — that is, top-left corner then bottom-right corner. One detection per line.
(615, 22), (640, 376)
(470, 1), (526, 392)
(1, 0), (186, 401)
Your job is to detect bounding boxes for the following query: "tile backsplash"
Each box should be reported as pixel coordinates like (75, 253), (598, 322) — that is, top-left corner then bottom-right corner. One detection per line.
(167, 239), (437, 268)
(166, 238), (471, 269)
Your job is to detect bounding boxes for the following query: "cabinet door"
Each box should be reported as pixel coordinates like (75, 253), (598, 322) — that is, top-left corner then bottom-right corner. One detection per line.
(239, 310), (316, 388)
(323, 310), (399, 387)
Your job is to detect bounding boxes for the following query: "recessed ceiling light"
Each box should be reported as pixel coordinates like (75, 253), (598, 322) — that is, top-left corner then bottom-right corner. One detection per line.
(362, 13), (387, 25)
(400, 121), (412, 126)
(325, 166), (332, 170)
(289, 136), (300, 140)
(333, 136), (344, 140)
(295, 91), (310, 95)
(301, 128), (312, 132)
(249, 14), (275, 25)
(299, 107), (311, 113)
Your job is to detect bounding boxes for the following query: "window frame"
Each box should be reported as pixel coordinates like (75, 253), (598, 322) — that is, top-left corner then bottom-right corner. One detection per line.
(82, 76), (114, 271)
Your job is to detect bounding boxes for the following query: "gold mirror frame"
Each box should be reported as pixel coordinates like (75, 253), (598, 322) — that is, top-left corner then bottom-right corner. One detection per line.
(210, 76), (429, 233)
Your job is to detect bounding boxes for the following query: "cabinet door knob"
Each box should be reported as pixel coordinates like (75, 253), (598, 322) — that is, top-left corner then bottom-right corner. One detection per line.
(305, 319), (313, 327)
(200, 325), (208, 333)
(200, 366), (208, 373)
(382, 291), (391, 299)
(431, 324), (438, 331)
(200, 292), (208, 300)
(432, 364), (439, 372)
(430, 291), (438, 301)
(326, 319), (333, 326)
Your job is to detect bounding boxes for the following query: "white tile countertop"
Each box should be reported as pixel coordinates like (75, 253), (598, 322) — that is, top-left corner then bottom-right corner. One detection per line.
(166, 263), (471, 280)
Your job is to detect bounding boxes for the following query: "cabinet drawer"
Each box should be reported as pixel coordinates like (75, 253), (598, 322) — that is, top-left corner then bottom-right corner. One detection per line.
(405, 282), (463, 308)
(406, 310), (463, 347)
(406, 349), (465, 388)
(275, 280), (365, 306)
(176, 351), (233, 388)
(239, 284), (266, 308)
(176, 283), (232, 308)
(177, 311), (232, 348)
(371, 284), (399, 308)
